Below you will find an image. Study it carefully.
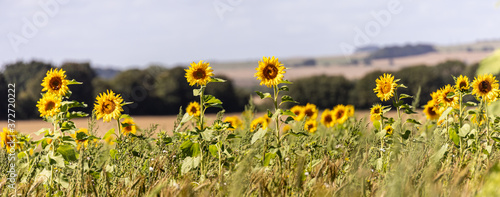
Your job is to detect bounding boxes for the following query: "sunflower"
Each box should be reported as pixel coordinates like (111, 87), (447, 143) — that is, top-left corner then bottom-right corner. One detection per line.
(332, 104), (348, 125)
(186, 102), (201, 117)
(455, 75), (470, 92)
(36, 93), (62, 118)
(304, 119), (317, 133)
(290, 105), (305, 121)
(438, 85), (458, 108)
(370, 104), (383, 121)
(430, 90), (441, 102)
(303, 103), (318, 120)
(345, 105), (355, 117)
(384, 125), (393, 136)
(41, 68), (70, 96)
(224, 116), (242, 130)
(320, 109), (335, 128)
(250, 116), (270, 131)
(471, 111), (486, 126)
(94, 90), (124, 122)
(472, 74), (500, 102)
(423, 100), (440, 120)
(1, 128), (20, 150)
(373, 73), (398, 101)
(254, 56), (286, 87)
(185, 60), (214, 86)
(121, 118), (137, 136)
(70, 128), (90, 150)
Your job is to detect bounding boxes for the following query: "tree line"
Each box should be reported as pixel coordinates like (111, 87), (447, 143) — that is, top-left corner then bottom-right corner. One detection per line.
(0, 60), (479, 119)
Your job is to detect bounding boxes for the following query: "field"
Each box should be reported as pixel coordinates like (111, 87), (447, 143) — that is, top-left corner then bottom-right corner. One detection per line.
(2, 55), (500, 197)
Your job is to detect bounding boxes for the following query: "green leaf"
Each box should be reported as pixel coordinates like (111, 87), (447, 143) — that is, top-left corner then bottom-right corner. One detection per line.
(180, 140), (193, 153)
(57, 144), (78, 162)
(438, 107), (453, 123)
(175, 113), (193, 132)
(263, 152), (276, 166)
(193, 88), (202, 96)
(400, 130), (411, 140)
(400, 94), (413, 99)
(267, 109), (273, 118)
(281, 110), (296, 117)
(492, 137), (500, 143)
(76, 132), (89, 141)
(60, 100), (87, 112)
(110, 149), (118, 159)
(280, 95), (297, 104)
(201, 129), (214, 141)
(431, 144), (448, 164)
(191, 143), (201, 157)
(406, 119), (421, 125)
(209, 145), (218, 158)
(67, 79), (83, 85)
(103, 128), (116, 140)
(60, 121), (76, 132)
(226, 134), (240, 139)
(279, 86), (289, 92)
(284, 116), (295, 124)
(459, 124), (471, 138)
(449, 128), (460, 146)
(446, 91), (455, 99)
(66, 111), (88, 119)
(210, 77), (226, 83)
(35, 128), (50, 136)
(203, 95), (223, 106)
(120, 114), (132, 119)
(255, 91), (272, 99)
(280, 79), (293, 84)
(48, 153), (66, 168)
(465, 101), (477, 107)
(251, 128), (267, 144)
(181, 156), (201, 175)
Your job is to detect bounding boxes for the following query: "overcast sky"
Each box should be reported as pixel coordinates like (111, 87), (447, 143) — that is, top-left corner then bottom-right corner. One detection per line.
(1, 0), (499, 69)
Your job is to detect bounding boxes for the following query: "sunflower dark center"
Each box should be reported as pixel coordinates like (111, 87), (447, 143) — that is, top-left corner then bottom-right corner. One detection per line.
(190, 106), (198, 114)
(46, 101), (55, 110)
(479, 81), (491, 93)
(427, 106), (437, 116)
(49, 77), (62, 90)
(336, 110), (344, 119)
(193, 69), (206, 79)
(305, 109), (314, 117)
(324, 114), (333, 123)
(459, 81), (467, 89)
(263, 64), (278, 79)
(373, 108), (380, 114)
(307, 123), (313, 130)
(103, 100), (116, 114)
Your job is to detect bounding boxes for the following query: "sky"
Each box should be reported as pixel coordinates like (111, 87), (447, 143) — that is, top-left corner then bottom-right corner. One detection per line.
(0, 0), (499, 69)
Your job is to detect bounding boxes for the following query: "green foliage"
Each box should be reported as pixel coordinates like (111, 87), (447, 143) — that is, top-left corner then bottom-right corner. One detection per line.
(289, 75), (353, 108)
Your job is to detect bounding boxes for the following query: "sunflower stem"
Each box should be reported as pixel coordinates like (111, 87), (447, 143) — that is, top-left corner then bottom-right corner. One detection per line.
(273, 85), (283, 172)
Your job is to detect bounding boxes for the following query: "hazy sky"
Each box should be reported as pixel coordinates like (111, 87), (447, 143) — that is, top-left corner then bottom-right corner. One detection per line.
(1, 0), (499, 69)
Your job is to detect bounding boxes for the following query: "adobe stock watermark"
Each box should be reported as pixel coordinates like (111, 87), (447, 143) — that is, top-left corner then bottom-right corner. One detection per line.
(339, 0), (405, 60)
(7, 0), (70, 53)
(213, 0), (244, 21)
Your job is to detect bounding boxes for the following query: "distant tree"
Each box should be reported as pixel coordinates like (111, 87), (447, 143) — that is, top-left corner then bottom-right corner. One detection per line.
(289, 75), (353, 109)
(62, 62), (96, 113)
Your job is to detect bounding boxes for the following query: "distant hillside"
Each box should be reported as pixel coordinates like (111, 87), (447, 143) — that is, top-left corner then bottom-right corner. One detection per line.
(94, 68), (120, 79)
(368, 44), (436, 59)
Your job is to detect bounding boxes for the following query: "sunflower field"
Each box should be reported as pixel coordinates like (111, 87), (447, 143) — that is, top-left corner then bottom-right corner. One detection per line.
(2, 56), (500, 196)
